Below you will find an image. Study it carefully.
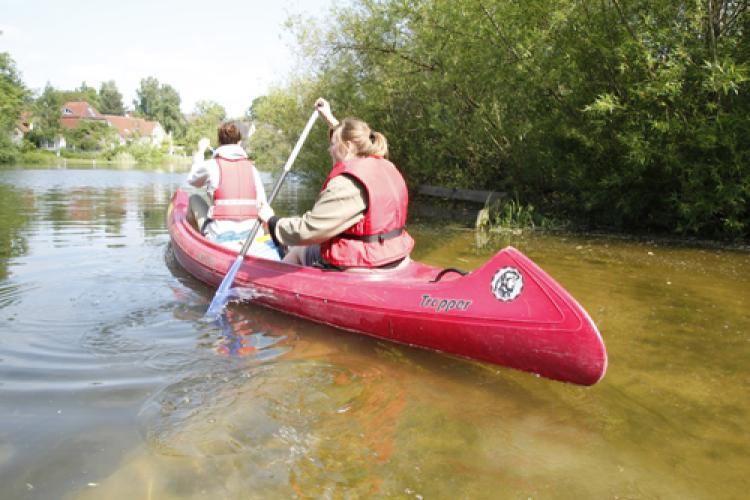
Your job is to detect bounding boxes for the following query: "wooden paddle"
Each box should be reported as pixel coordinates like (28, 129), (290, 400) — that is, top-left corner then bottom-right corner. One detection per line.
(205, 110), (319, 319)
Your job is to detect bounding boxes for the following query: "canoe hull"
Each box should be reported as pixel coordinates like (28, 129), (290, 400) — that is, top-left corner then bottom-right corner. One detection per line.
(168, 190), (607, 385)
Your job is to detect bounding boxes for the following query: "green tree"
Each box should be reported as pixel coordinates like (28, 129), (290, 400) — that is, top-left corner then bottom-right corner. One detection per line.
(133, 76), (160, 118)
(0, 52), (29, 162)
(184, 100), (226, 154)
(133, 77), (185, 137)
(64, 120), (118, 151)
(58, 81), (100, 109)
(29, 83), (63, 147)
(155, 83), (185, 137)
(246, 90), (323, 171)
(77, 81), (99, 108)
(98, 80), (124, 115)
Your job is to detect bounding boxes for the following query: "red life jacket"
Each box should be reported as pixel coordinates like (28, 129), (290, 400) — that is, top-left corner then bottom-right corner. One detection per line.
(210, 156), (259, 220)
(320, 156), (415, 268)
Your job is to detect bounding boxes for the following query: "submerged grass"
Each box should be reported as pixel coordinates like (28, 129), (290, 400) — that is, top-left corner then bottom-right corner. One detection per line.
(476, 196), (567, 233)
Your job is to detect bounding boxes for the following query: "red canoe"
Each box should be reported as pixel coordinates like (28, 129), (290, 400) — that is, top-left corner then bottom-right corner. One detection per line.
(168, 190), (607, 385)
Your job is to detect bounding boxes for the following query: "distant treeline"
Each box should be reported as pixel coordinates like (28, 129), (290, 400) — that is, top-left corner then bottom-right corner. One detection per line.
(0, 55), (233, 159)
(248, 0), (749, 240)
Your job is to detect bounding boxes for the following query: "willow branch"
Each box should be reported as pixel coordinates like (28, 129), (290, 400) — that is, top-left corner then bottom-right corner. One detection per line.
(478, 2), (523, 63)
(333, 43), (438, 72)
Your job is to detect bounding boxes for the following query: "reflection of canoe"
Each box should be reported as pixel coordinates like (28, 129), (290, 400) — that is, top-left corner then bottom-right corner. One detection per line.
(168, 190), (607, 385)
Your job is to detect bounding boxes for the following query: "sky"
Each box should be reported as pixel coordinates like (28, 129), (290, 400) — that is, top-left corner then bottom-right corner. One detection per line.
(1, 0), (333, 117)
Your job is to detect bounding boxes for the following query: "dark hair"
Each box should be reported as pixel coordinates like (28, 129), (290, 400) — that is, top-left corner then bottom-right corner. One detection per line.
(218, 121), (242, 145)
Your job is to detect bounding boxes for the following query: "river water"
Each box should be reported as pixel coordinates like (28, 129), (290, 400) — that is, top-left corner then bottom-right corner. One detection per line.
(0, 166), (747, 499)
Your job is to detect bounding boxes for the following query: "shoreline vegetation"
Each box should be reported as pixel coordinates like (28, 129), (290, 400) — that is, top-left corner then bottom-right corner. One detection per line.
(4, 149), (192, 170)
(467, 198), (750, 253)
(14, 148), (192, 168)
(2, 160), (747, 251)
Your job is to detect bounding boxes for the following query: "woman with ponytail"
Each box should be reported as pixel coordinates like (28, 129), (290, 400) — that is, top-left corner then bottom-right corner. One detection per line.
(258, 98), (414, 269)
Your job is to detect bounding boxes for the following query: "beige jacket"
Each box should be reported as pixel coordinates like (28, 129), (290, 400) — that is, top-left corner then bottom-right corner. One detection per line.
(273, 175), (367, 245)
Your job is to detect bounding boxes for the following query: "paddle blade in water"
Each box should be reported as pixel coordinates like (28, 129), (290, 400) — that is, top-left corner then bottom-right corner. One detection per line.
(206, 255), (244, 319)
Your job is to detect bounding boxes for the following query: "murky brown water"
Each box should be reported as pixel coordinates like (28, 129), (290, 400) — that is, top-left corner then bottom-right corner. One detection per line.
(0, 166), (748, 499)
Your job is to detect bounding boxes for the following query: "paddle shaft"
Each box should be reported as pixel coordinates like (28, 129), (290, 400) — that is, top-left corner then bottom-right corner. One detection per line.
(238, 110), (318, 256)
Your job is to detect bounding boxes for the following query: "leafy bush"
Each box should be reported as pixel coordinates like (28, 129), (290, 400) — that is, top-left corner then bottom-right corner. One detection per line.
(251, 0), (749, 240)
(18, 149), (59, 165)
(63, 120), (118, 151)
(0, 144), (18, 164)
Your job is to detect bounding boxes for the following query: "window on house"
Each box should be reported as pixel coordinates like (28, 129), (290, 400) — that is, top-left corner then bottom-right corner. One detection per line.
(63, 108), (73, 116)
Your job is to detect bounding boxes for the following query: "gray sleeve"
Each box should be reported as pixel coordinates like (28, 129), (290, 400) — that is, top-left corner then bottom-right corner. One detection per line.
(274, 175), (367, 245)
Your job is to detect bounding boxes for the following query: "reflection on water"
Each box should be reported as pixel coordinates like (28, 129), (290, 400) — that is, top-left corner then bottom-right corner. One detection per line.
(0, 167), (748, 499)
(0, 184), (33, 281)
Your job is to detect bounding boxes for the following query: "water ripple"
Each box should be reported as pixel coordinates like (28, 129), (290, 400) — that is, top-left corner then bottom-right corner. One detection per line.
(138, 361), (357, 459)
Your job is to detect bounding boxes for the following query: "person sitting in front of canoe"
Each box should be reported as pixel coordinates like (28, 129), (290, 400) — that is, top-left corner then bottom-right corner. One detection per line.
(257, 97), (415, 269)
(186, 121), (280, 260)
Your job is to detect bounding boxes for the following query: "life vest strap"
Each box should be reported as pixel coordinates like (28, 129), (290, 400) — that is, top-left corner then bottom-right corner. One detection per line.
(337, 227), (404, 243)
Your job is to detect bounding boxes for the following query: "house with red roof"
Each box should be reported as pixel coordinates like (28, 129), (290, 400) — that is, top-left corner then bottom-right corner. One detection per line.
(60, 101), (108, 130)
(103, 113), (166, 146)
(60, 101), (166, 147)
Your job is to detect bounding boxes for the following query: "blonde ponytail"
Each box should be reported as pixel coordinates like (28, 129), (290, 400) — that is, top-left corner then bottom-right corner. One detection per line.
(368, 131), (388, 158)
(337, 118), (390, 159)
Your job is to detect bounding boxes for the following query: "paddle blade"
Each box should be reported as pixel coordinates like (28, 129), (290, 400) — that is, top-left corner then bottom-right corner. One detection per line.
(205, 255), (244, 319)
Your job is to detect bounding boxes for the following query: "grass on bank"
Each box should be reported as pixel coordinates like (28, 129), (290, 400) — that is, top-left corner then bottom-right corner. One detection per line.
(2, 143), (191, 169)
(476, 197), (568, 233)
(475, 195), (750, 249)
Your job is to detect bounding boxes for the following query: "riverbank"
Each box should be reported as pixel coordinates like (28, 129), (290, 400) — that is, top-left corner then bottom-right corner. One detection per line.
(3, 149), (192, 171)
(412, 192), (750, 250)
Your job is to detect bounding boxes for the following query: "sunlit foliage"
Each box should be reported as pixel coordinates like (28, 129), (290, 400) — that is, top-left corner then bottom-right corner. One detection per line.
(251, 0), (749, 239)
